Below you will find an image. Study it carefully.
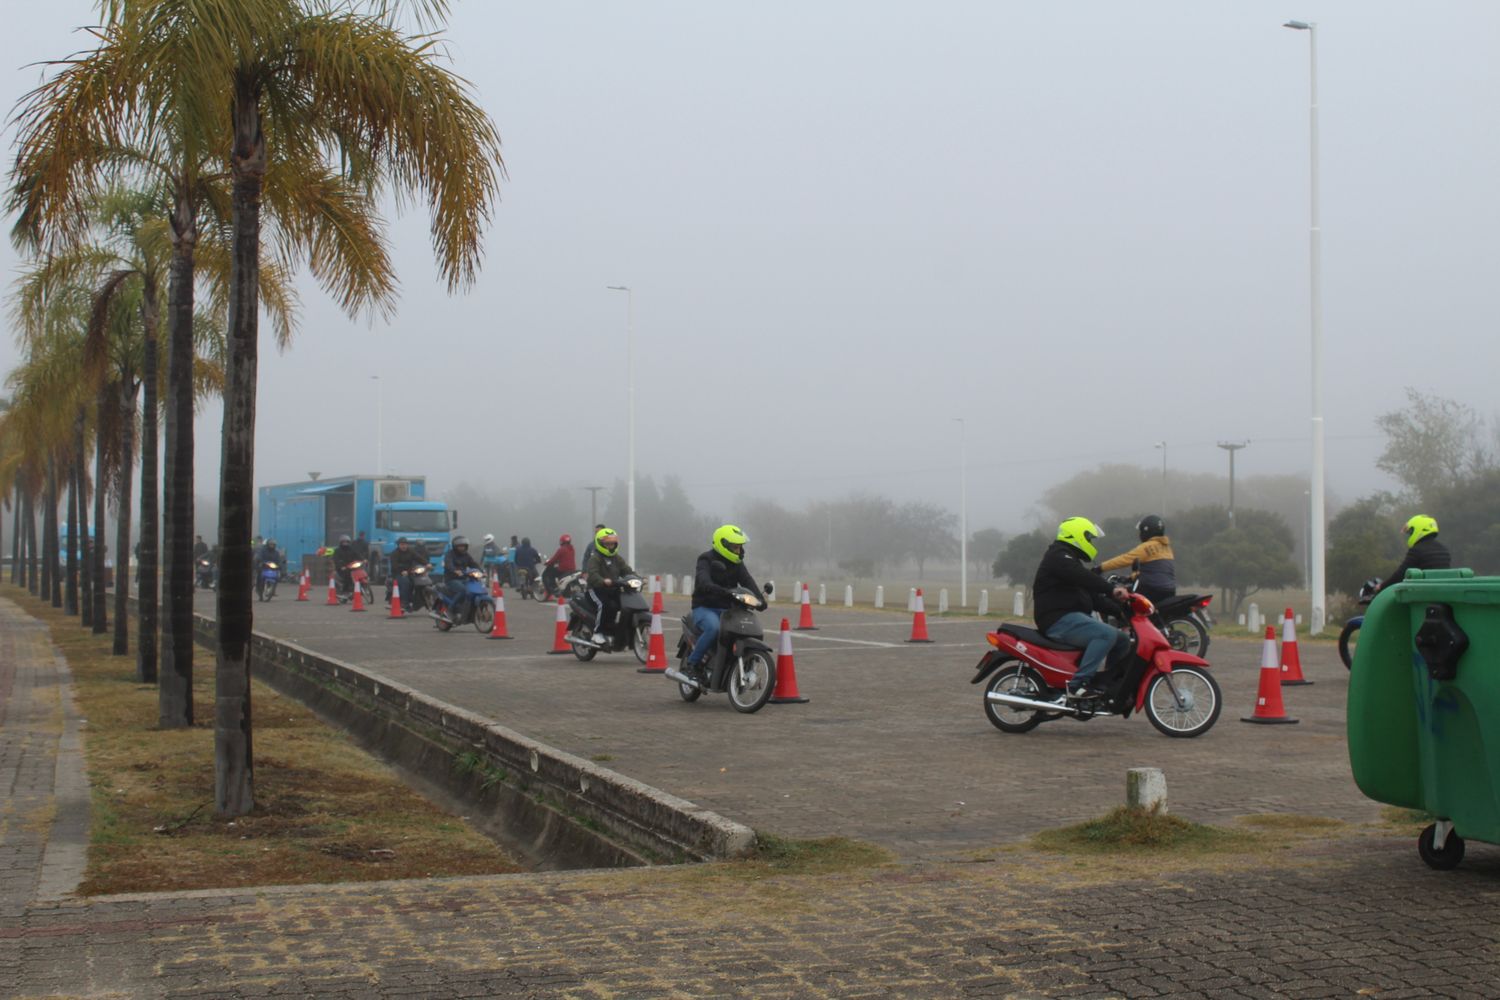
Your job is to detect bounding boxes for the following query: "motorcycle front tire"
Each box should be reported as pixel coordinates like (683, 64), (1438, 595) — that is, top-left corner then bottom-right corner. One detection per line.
(1338, 620), (1359, 670)
(726, 649), (777, 714)
(473, 601), (494, 634)
(632, 618), (652, 664)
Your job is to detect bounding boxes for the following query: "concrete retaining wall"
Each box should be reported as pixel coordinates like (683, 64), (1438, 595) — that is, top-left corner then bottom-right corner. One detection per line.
(156, 601), (755, 869)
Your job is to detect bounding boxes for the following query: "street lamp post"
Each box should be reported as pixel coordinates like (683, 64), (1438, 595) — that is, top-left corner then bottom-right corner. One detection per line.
(580, 485), (604, 531)
(954, 417), (967, 608)
(1217, 441), (1249, 523)
(1154, 441), (1167, 513)
(1285, 18), (1326, 633)
(370, 375), (382, 475)
(606, 286), (636, 567)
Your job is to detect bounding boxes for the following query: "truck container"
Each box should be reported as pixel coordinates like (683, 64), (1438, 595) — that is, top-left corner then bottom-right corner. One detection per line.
(257, 475), (455, 576)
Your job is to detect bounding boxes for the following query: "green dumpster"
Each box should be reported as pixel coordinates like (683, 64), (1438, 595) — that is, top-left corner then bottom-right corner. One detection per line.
(1347, 567), (1500, 869)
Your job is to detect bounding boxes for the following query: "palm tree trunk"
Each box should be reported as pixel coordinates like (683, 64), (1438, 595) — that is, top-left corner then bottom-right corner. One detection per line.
(46, 457), (61, 607)
(114, 387), (136, 655)
(66, 439), (79, 616)
(8, 481), (17, 586)
(24, 487), (37, 594)
(138, 291), (160, 682)
(93, 409), (109, 635)
(216, 87), (265, 817)
(77, 427), (93, 629)
(160, 190), (198, 729)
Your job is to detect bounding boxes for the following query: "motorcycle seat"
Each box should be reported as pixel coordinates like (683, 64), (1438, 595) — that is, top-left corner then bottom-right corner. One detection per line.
(998, 624), (1083, 652)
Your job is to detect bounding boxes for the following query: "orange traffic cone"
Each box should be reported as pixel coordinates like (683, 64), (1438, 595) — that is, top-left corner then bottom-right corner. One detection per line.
(488, 588), (511, 639)
(906, 588), (934, 643)
(295, 570), (310, 602)
(546, 597), (572, 655)
(325, 574), (339, 606)
(1242, 625), (1299, 724)
(639, 595), (667, 674)
(350, 579), (367, 612)
(771, 618), (810, 704)
(388, 585), (404, 619)
(1279, 608), (1312, 686)
(796, 583), (818, 631)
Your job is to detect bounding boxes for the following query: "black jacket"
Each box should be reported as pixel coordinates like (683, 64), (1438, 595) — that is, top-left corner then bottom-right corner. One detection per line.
(585, 549), (635, 589)
(691, 550), (761, 611)
(1377, 536), (1452, 594)
(444, 546), (481, 579)
(515, 543), (542, 569)
(1032, 540), (1118, 633)
(333, 542), (358, 570)
(390, 546), (424, 576)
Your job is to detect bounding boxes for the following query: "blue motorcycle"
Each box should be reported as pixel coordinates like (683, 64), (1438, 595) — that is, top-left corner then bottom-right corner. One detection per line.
(256, 559), (282, 602)
(431, 568), (496, 634)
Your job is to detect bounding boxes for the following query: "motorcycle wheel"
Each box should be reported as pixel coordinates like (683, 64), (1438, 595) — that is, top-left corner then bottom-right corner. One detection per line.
(434, 613), (453, 632)
(678, 662), (702, 703)
(1338, 620), (1359, 670)
(983, 662), (1049, 734)
(1144, 666), (1222, 738)
(1163, 615), (1209, 658)
(632, 620), (651, 664)
(726, 649), (776, 714)
(570, 623), (598, 662)
(473, 602), (494, 634)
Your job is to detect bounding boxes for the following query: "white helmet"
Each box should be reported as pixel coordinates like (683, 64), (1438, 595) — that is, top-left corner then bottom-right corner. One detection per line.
(482, 533), (495, 544)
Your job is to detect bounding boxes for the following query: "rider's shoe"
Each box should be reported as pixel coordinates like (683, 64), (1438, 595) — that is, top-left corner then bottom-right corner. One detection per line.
(590, 632), (607, 645)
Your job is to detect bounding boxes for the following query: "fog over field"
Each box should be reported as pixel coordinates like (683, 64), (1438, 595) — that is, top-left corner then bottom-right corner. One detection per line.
(3, 0), (1496, 536)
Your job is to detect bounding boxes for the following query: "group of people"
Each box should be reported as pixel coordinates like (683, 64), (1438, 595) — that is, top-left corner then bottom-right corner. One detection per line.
(1032, 511), (1451, 701)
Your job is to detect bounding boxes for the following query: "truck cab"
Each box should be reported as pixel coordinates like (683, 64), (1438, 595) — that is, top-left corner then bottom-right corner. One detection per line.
(372, 501), (453, 571)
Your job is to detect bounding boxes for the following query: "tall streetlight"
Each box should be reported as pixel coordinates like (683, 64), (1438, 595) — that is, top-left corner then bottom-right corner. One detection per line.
(606, 286), (636, 566)
(954, 417), (967, 608)
(1217, 441), (1249, 522)
(1153, 441), (1167, 513)
(370, 375), (382, 474)
(1285, 18), (1326, 633)
(579, 485), (605, 530)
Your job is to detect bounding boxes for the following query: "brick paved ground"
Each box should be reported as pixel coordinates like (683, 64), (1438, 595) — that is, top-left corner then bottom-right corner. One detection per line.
(7, 591), (1500, 999)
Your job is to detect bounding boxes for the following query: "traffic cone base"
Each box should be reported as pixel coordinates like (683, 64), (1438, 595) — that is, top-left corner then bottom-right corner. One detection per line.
(325, 575), (339, 606)
(388, 588), (404, 619)
(1242, 625), (1298, 724)
(1279, 607), (1313, 686)
(350, 581), (366, 612)
(907, 588), (934, 643)
(771, 618), (809, 704)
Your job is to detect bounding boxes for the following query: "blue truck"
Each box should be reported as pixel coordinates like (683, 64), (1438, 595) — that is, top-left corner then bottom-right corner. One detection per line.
(257, 475), (456, 575)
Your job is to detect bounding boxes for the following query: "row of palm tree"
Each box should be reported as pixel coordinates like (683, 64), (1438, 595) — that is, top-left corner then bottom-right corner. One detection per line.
(2, 0), (500, 817)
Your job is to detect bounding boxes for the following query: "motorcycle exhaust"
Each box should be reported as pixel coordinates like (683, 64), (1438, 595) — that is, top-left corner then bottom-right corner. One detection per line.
(663, 667), (703, 691)
(985, 690), (1077, 714)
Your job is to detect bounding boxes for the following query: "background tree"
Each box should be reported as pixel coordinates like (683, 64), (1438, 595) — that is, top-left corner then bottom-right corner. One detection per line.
(1326, 494), (1404, 597)
(969, 528), (1006, 578)
(993, 529), (1048, 587)
(1375, 389), (1492, 501)
(1193, 514), (1300, 617)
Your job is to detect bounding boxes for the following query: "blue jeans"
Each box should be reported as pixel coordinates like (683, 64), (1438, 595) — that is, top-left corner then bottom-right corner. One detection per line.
(1044, 612), (1128, 688)
(687, 607), (724, 667)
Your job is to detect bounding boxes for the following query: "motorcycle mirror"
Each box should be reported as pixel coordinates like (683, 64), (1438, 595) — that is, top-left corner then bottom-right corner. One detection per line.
(763, 582), (774, 596)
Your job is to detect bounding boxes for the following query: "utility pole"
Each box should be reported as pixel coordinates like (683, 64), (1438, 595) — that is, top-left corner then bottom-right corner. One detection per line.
(579, 486), (605, 531)
(1217, 441), (1249, 523)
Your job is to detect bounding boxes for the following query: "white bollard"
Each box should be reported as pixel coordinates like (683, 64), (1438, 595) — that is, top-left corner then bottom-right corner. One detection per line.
(1013, 590), (1024, 617)
(844, 584), (853, 607)
(1248, 602), (1260, 634)
(908, 588), (918, 612)
(938, 588), (949, 614)
(1238, 613), (1247, 627)
(1126, 768), (1168, 813)
(818, 583), (827, 605)
(682, 576), (694, 597)
(793, 581), (802, 606)
(768, 579), (776, 601)
(874, 585), (884, 609)
(1295, 613), (1302, 627)
(977, 589), (989, 616)
(665, 574), (675, 595)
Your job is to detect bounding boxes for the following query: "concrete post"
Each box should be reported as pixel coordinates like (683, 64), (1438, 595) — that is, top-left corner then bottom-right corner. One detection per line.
(875, 585), (884, 609)
(844, 584), (853, 607)
(938, 588), (949, 614)
(908, 588), (917, 612)
(818, 583), (826, 606)
(1126, 768), (1167, 812)
(1013, 590), (1025, 616)
(977, 589), (989, 616)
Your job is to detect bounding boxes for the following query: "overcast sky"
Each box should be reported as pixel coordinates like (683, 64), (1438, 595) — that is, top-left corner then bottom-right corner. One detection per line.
(2, 1), (1496, 532)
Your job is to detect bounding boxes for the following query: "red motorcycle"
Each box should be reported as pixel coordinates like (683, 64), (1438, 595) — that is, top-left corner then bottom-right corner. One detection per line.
(971, 592), (1222, 738)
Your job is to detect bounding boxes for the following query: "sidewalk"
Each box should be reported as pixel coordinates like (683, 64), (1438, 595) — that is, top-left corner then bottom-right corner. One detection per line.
(6, 594), (1500, 998)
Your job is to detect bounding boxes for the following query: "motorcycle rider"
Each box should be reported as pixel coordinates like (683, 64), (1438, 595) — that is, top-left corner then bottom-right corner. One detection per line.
(192, 534), (209, 561)
(253, 538), (281, 599)
(543, 534), (576, 598)
(1098, 514), (1176, 604)
(1376, 515), (1452, 595)
(387, 536), (423, 607)
(585, 527), (635, 644)
(332, 535), (358, 595)
(440, 534), (482, 623)
(1033, 517), (1132, 700)
(684, 525), (762, 679)
(480, 532), (505, 584)
(515, 536), (542, 590)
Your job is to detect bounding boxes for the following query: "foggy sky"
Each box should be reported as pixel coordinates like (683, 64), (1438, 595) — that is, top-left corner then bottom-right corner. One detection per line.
(2, 1), (1496, 533)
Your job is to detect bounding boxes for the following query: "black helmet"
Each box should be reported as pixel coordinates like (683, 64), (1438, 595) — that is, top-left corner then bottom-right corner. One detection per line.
(521, 536), (531, 547)
(452, 535), (469, 550)
(1137, 515), (1165, 542)
(396, 536), (409, 545)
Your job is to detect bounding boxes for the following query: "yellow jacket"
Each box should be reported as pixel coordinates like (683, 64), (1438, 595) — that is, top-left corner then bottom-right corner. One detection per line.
(1099, 537), (1175, 592)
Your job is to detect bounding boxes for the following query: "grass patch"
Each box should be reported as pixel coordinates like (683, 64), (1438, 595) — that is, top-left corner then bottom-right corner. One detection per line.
(749, 833), (894, 874)
(1237, 813), (1347, 833)
(5, 584), (525, 895)
(1032, 806), (1261, 856)
(1381, 806), (1434, 831)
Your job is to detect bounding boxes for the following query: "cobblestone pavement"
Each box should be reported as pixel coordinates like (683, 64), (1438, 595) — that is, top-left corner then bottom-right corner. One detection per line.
(222, 591), (1387, 859)
(8, 591), (1500, 998)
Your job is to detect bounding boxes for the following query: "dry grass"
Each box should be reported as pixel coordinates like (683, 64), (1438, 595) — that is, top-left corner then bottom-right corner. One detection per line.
(6, 585), (524, 895)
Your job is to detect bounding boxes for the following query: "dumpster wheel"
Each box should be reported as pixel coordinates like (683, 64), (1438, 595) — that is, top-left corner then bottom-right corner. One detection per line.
(1419, 821), (1465, 870)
